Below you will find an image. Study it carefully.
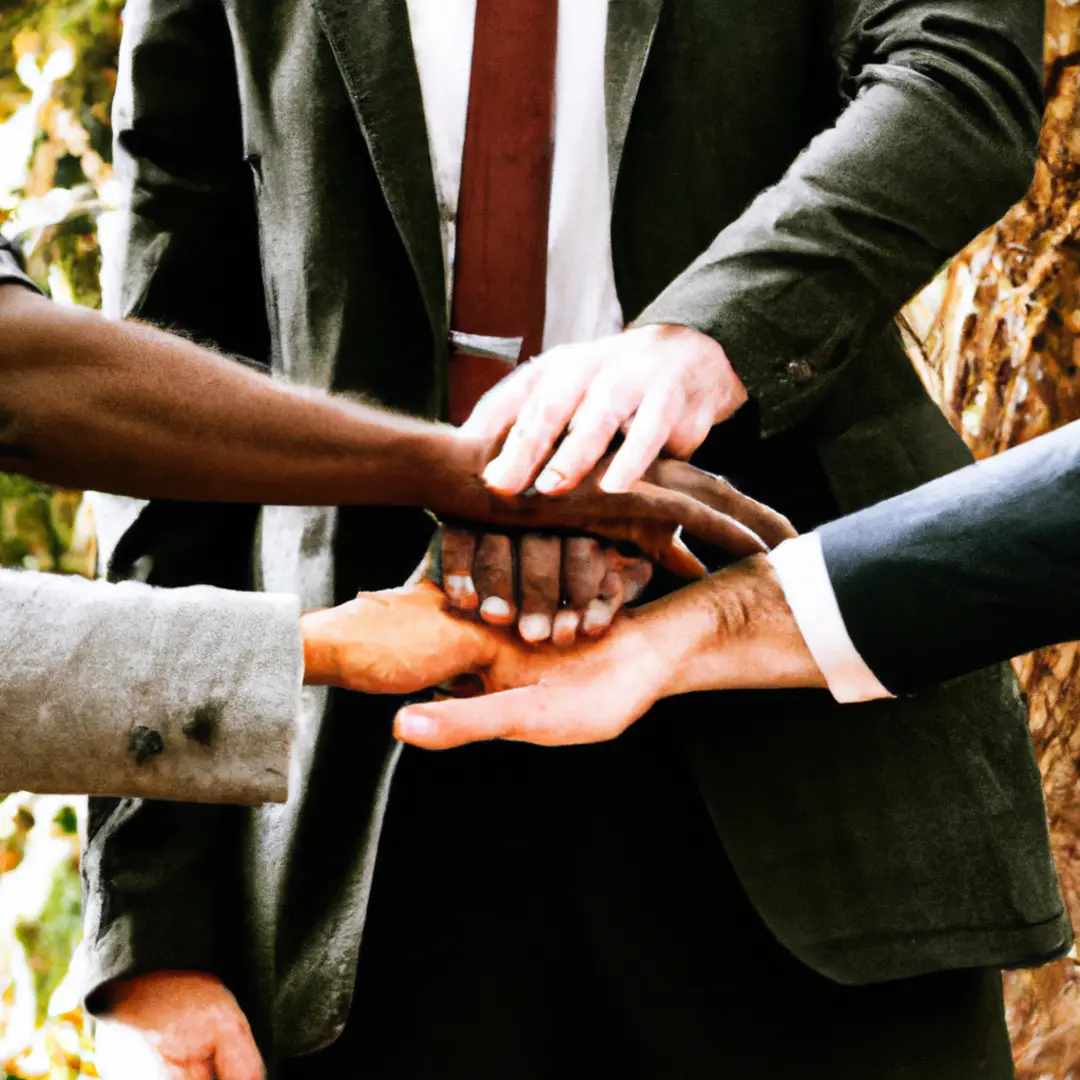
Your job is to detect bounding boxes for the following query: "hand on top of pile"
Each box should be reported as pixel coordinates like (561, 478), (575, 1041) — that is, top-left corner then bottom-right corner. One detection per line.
(427, 323), (788, 643)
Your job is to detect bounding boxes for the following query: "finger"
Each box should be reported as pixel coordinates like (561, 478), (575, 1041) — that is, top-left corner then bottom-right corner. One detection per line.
(554, 536), (606, 645)
(551, 609), (582, 646)
(581, 562), (626, 638)
(472, 533), (517, 625)
(438, 527), (479, 611)
(395, 685), (605, 750)
(460, 362), (542, 440)
(618, 556), (654, 604)
(481, 366), (592, 495)
(646, 459), (798, 547)
(517, 534), (562, 643)
(533, 384), (633, 495)
(596, 380), (681, 493)
(666, 396), (723, 460)
(632, 479), (769, 558)
(211, 1016), (265, 1080)
(654, 532), (708, 578)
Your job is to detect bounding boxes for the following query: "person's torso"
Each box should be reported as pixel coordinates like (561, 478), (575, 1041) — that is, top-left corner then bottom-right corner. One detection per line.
(111, 6), (1066, 1054)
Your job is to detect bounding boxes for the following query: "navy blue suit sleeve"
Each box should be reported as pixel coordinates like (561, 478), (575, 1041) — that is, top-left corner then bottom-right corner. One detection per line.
(819, 421), (1080, 694)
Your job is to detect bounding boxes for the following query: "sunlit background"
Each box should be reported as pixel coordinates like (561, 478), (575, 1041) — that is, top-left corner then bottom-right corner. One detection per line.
(1, 4), (121, 1075)
(2, 2), (1080, 1077)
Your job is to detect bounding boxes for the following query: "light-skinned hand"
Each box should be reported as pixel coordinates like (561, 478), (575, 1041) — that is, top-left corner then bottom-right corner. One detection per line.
(95, 971), (263, 1080)
(463, 323), (747, 497)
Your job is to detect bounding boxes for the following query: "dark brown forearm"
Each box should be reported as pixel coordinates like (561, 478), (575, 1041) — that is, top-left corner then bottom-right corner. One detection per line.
(0, 287), (799, 558)
(0, 285), (481, 508)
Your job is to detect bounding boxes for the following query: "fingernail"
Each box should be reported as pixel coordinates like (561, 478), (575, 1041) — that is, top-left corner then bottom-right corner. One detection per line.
(534, 468), (564, 494)
(583, 602), (612, 634)
(623, 579), (646, 603)
(482, 458), (513, 490)
(446, 574), (476, 598)
(598, 470), (629, 494)
(396, 710), (437, 741)
(552, 610), (581, 644)
(480, 596), (513, 622)
(519, 613), (552, 643)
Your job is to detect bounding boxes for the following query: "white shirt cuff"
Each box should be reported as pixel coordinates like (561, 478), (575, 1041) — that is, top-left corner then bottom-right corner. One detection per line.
(767, 533), (893, 704)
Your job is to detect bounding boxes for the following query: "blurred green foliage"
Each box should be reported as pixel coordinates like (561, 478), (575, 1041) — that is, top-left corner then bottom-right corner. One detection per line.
(0, 0), (121, 582)
(0, 2), (121, 1075)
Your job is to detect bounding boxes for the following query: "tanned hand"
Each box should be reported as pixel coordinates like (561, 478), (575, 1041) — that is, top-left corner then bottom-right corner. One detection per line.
(94, 971), (263, 1080)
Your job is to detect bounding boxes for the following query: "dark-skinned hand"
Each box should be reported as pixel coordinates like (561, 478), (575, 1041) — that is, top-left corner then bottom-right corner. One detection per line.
(430, 453), (795, 643)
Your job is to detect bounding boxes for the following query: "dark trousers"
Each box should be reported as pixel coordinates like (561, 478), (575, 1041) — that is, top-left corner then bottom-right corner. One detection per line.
(281, 717), (1013, 1078)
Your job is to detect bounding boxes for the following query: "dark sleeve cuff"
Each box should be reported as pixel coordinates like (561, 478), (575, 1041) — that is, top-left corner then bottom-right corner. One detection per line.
(0, 236), (43, 295)
(818, 421), (1080, 694)
(80, 797), (246, 1014)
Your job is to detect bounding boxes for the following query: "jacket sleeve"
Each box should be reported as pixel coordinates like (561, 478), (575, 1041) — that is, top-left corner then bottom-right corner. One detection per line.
(0, 569), (299, 802)
(82, 0), (270, 1013)
(637, 0), (1043, 435)
(104, 0), (268, 355)
(0, 237), (41, 294)
(818, 420), (1080, 694)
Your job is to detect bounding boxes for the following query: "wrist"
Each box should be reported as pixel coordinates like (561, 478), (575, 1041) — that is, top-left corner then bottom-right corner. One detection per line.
(651, 555), (826, 698)
(410, 428), (493, 519)
(630, 322), (747, 420)
(300, 609), (337, 686)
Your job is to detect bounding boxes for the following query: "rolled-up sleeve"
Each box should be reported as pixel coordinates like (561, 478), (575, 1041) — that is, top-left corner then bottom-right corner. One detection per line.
(0, 567), (301, 804)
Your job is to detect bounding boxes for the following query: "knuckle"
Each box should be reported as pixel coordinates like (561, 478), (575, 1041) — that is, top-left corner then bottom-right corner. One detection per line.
(473, 535), (513, 583)
(594, 402), (630, 432)
(537, 399), (569, 429)
(519, 537), (562, 603)
(565, 535), (602, 565)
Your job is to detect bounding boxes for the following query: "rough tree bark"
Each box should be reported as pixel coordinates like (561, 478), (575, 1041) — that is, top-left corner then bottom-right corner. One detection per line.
(903, 3), (1080, 1075)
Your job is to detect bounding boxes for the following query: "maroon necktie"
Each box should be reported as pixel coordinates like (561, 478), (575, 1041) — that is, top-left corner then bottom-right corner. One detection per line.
(447, 0), (559, 425)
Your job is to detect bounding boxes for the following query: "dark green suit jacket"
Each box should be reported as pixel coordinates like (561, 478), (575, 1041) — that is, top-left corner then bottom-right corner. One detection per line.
(82, 0), (1069, 1060)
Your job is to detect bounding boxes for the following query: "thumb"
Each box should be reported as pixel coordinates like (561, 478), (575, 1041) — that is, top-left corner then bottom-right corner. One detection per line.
(395, 690), (528, 749)
(396, 683), (595, 749)
(211, 1012), (264, 1080)
(652, 533), (707, 578)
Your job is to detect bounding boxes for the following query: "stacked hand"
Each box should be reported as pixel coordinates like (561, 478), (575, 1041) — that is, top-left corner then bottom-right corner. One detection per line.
(432, 447), (794, 642)
(94, 327), (787, 1080)
(429, 324), (771, 642)
(303, 564), (823, 747)
(466, 324), (748, 497)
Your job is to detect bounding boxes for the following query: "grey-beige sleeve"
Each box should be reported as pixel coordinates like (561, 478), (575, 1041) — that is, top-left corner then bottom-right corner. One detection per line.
(0, 567), (300, 803)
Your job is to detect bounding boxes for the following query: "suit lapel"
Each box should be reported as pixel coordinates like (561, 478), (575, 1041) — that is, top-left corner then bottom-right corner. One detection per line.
(605, 0), (664, 203)
(311, 0), (446, 342)
(309, 0), (662, 340)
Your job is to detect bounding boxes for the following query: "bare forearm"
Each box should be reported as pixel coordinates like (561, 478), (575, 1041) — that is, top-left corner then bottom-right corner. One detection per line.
(0, 287), (796, 559)
(644, 556), (826, 698)
(0, 286), (477, 507)
(391, 556), (830, 751)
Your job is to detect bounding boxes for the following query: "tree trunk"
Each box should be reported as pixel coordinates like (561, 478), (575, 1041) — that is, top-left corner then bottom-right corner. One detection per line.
(903, 4), (1080, 1075)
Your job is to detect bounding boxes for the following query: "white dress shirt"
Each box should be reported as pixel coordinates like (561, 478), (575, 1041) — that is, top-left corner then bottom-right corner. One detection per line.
(404, 0), (624, 349)
(769, 535), (892, 703)
(405, 0), (889, 705)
